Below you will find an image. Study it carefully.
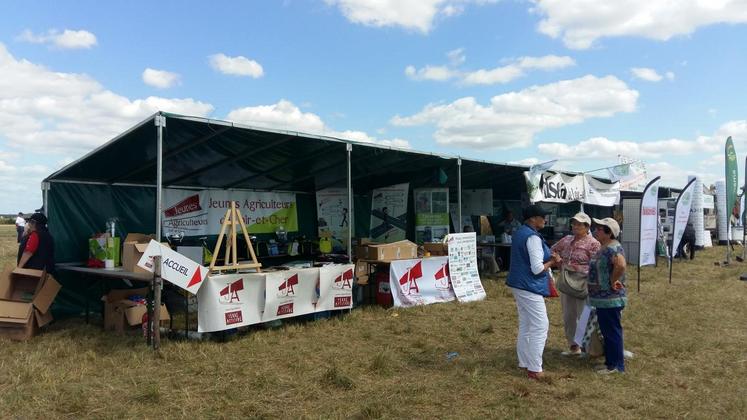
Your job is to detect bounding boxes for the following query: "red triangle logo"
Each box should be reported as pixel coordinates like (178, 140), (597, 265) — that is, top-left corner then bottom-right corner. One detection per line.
(187, 268), (203, 288)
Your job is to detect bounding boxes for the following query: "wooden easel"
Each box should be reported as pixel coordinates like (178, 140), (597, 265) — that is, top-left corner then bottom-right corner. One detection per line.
(208, 201), (262, 273)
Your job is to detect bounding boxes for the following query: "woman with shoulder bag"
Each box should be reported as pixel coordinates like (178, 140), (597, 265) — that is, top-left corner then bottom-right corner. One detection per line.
(551, 212), (600, 356)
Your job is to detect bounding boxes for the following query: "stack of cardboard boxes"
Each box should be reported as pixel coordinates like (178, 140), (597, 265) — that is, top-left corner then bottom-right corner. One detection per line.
(0, 267), (61, 340)
(103, 286), (170, 333)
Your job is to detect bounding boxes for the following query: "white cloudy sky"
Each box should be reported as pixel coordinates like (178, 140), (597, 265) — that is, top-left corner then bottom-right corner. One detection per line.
(1, 1), (747, 212)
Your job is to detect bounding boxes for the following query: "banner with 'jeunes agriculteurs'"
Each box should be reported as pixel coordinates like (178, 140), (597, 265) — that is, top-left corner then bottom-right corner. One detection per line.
(162, 188), (297, 237)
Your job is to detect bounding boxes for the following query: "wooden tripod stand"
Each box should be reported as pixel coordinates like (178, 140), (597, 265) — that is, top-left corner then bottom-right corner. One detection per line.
(208, 201), (262, 273)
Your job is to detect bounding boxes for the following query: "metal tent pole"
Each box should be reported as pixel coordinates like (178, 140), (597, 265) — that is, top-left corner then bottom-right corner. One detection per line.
(347, 143), (353, 262)
(42, 182), (49, 216)
(155, 114), (165, 241)
(457, 158), (462, 233)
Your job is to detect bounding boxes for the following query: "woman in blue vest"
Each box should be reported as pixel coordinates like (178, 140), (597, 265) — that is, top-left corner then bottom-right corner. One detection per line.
(506, 204), (561, 380)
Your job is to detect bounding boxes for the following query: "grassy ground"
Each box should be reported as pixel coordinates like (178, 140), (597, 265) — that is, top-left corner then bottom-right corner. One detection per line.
(1, 223), (746, 418)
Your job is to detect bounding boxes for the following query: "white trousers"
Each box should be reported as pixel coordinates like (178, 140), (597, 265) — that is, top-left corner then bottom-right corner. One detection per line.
(511, 287), (549, 372)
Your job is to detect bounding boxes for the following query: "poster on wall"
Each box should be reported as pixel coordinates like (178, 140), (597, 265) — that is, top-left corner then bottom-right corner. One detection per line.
(389, 256), (456, 308)
(162, 188), (298, 237)
(461, 189), (493, 216)
(262, 269), (317, 322)
(316, 188), (351, 250)
(447, 232), (486, 302)
(414, 188), (449, 243)
(317, 264), (355, 311)
(197, 273), (265, 332)
(370, 183), (409, 243)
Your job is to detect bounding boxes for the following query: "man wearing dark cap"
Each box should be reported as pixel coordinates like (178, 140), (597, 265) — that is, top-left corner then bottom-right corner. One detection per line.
(17, 212), (56, 274)
(506, 204), (561, 379)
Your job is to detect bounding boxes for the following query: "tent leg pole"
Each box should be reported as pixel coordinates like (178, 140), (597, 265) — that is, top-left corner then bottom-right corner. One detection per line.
(457, 158), (462, 233)
(347, 143), (353, 262)
(155, 114), (165, 241)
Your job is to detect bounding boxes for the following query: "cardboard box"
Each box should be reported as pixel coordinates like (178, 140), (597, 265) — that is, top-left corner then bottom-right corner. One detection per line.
(424, 242), (448, 256)
(0, 267), (61, 341)
(366, 240), (418, 261)
(103, 287), (170, 333)
(355, 260), (370, 285)
(354, 238), (375, 260)
(122, 233), (155, 273)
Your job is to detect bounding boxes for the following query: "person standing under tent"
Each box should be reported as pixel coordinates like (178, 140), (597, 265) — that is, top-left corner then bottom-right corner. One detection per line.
(15, 212), (25, 243)
(506, 204), (561, 380)
(588, 217), (627, 375)
(677, 220), (696, 260)
(17, 213), (56, 275)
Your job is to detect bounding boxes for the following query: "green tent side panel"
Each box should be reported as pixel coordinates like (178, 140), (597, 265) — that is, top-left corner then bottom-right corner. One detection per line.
(48, 182), (156, 316)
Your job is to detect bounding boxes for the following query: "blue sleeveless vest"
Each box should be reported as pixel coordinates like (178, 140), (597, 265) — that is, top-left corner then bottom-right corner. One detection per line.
(506, 224), (550, 296)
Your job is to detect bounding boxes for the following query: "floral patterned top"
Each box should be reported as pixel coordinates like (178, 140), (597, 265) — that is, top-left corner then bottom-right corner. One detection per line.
(551, 233), (600, 275)
(588, 240), (627, 308)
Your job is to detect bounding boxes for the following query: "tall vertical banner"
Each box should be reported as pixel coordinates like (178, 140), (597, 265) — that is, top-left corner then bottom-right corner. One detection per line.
(639, 177), (661, 266)
(669, 178), (697, 283)
(414, 188), (449, 243)
(197, 273), (265, 332)
(637, 176), (661, 292)
(725, 136), (738, 263)
(316, 188), (351, 250)
(370, 183), (409, 243)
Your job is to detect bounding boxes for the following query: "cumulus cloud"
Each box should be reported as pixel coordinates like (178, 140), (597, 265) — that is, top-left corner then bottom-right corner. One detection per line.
(407, 53), (575, 85)
(0, 43), (213, 155)
(17, 29), (97, 49)
(209, 53), (264, 78)
(532, 0), (747, 49)
(227, 99), (410, 148)
(142, 68), (181, 89)
(392, 75), (637, 149)
(325, 0), (497, 33)
(631, 67), (663, 82)
(405, 64), (459, 81)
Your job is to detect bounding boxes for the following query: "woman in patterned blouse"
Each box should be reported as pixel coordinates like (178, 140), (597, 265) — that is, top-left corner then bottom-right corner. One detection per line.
(551, 212), (600, 356)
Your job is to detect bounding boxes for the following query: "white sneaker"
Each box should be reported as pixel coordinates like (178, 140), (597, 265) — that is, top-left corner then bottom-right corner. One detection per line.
(596, 368), (622, 375)
(623, 350), (634, 359)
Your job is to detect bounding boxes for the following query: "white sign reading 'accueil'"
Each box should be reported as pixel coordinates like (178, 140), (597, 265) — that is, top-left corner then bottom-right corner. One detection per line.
(137, 240), (209, 294)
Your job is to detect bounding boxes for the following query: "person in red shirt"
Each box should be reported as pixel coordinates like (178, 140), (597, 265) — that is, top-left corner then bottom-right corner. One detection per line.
(17, 212), (55, 274)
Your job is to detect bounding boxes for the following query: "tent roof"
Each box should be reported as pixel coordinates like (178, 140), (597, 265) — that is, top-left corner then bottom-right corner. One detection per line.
(45, 112), (534, 195)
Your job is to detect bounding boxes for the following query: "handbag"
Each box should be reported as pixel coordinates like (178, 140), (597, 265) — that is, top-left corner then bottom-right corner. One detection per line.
(557, 266), (588, 299)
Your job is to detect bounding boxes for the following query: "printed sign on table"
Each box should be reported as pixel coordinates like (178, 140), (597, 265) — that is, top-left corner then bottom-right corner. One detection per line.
(446, 233), (486, 302)
(389, 256), (455, 308)
(317, 264), (354, 311)
(137, 240), (209, 294)
(262, 268), (318, 321)
(197, 273), (265, 332)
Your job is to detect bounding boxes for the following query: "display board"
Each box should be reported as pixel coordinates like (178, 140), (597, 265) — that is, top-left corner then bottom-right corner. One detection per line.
(414, 188), (449, 243)
(446, 232), (486, 302)
(316, 188), (351, 250)
(370, 183), (409, 243)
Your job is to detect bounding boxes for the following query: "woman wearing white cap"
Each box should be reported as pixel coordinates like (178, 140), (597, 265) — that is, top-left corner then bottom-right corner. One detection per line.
(551, 212), (600, 356)
(589, 217), (627, 374)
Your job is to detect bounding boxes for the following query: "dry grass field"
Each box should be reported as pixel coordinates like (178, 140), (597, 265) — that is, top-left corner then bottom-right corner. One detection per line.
(1, 223), (746, 419)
